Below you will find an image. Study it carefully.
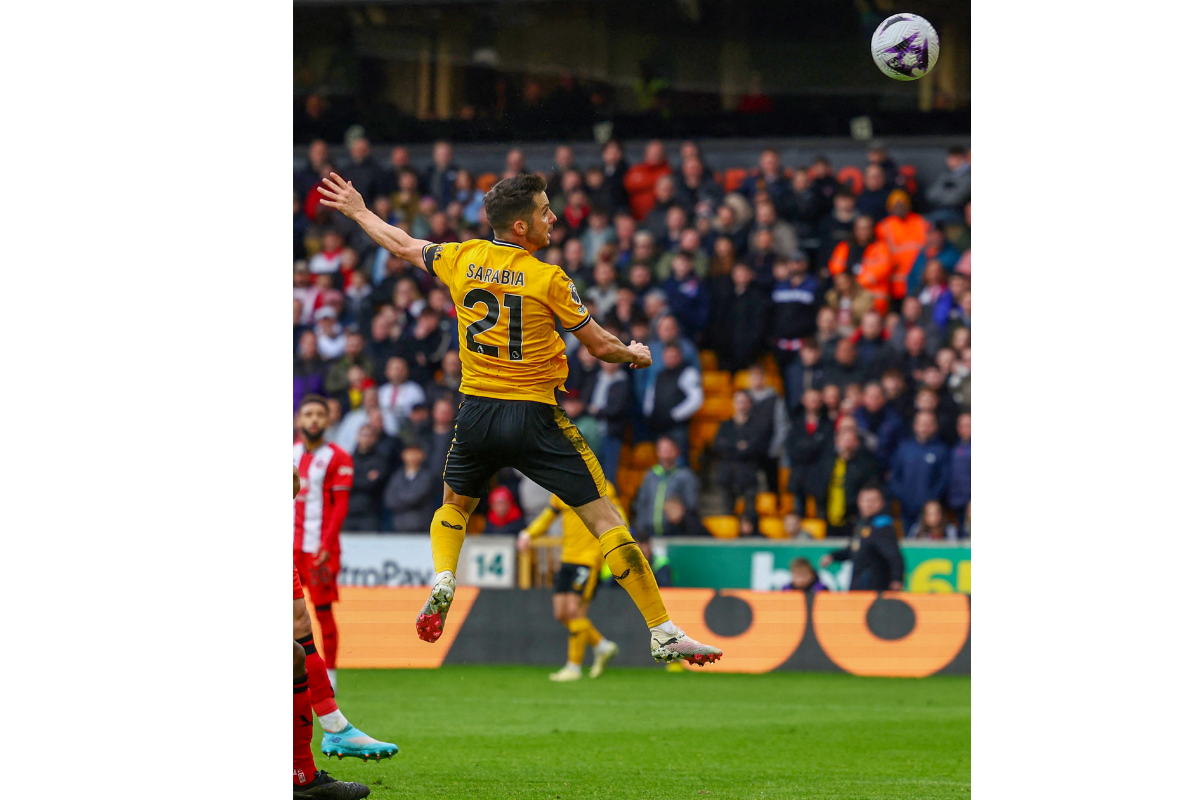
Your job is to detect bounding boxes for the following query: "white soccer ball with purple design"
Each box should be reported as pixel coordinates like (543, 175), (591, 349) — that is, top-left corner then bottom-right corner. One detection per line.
(871, 13), (939, 81)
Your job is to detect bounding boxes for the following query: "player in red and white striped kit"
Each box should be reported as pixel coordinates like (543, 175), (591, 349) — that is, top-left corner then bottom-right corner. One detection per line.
(294, 395), (354, 689)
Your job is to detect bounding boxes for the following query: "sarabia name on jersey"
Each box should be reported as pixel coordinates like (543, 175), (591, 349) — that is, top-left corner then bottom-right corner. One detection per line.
(464, 263), (526, 286)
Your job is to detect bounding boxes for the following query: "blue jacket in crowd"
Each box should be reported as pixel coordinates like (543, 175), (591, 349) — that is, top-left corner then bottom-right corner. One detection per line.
(889, 437), (949, 521)
(853, 404), (905, 469)
(947, 440), (971, 511)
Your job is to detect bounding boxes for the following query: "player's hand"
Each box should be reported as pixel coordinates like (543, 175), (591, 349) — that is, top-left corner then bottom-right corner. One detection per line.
(628, 340), (652, 369)
(819, 554), (833, 569)
(516, 531), (531, 552)
(317, 173), (367, 219)
(315, 549), (330, 567)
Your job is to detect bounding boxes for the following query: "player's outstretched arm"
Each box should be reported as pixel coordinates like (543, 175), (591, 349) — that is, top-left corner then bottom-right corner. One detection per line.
(572, 318), (652, 369)
(317, 172), (431, 267)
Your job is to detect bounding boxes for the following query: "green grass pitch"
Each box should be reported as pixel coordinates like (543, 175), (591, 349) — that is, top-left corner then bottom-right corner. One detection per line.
(316, 665), (969, 799)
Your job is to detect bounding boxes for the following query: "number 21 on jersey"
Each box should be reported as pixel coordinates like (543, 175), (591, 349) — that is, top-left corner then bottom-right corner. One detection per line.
(464, 288), (524, 362)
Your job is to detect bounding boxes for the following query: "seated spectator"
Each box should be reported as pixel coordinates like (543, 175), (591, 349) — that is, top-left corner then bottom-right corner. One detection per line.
(580, 206), (616, 266)
(822, 338), (866, 391)
(598, 140), (630, 214)
(383, 442), (440, 532)
(710, 262), (769, 373)
(308, 230), (346, 278)
(738, 510), (766, 538)
(828, 215), (893, 316)
(907, 224), (961, 299)
(426, 350), (464, 409)
(916, 260), (949, 308)
(889, 411), (950, 531)
(826, 271), (875, 337)
(426, 397), (457, 477)
(560, 187), (591, 237)
(344, 424), (392, 532)
(819, 484), (904, 591)
(947, 413), (971, 522)
(907, 500), (959, 541)
(855, 164), (890, 222)
(642, 314), (699, 386)
(634, 437), (701, 537)
(660, 253), (710, 341)
(916, 367), (960, 442)
(785, 388), (835, 514)
(628, 231), (659, 275)
(711, 202), (750, 255)
(325, 331), (375, 398)
(338, 364), (376, 415)
(293, 330), (325, 412)
(784, 340), (826, 415)
(713, 391), (773, 514)
(314, 307), (346, 360)
(783, 511), (805, 539)
(710, 235), (737, 277)
(821, 383), (843, 425)
(851, 311), (889, 379)
(675, 154), (723, 212)
(338, 136), (382, 203)
(925, 146), (971, 225)
(642, 175), (680, 244)
(585, 258), (620, 323)
(854, 383), (905, 469)
(483, 485), (525, 534)
(659, 495), (709, 537)
(814, 306), (841, 361)
(769, 255), (821, 370)
(739, 148), (793, 216)
(788, 168), (822, 235)
(589, 359), (632, 481)
(886, 326), (936, 384)
(378, 357), (426, 436)
(643, 343), (704, 459)
(334, 384), (379, 451)
(654, 227), (710, 281)
(933, 272), (970, 331)
(807, 426), (881, 536)
(782, 557), (827, 592)
(746, 227), (777, 287)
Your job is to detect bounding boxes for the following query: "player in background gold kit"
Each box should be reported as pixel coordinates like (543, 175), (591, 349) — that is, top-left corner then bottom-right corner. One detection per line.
(518, 481), (624, 681)
(318, 171), (721, 666)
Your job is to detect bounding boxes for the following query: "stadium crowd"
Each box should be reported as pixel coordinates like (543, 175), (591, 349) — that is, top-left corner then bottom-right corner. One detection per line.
(293, 136), (971, 542)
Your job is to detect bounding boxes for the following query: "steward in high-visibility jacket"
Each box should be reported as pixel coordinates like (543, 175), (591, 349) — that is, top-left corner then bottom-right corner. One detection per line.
(828, 215), (894, 315)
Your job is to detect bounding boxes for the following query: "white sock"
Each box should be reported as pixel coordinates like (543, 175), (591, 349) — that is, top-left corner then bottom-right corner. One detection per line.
(318, 709), (350, 733)
(326, 668), (337, 693)
(435, 570), (455, 584)
(651, 619), (682, 637)
(597, 638), (615, 652)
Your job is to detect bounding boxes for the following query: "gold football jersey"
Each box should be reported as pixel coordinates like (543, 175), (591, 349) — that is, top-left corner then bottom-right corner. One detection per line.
(424, 239), (591, 404)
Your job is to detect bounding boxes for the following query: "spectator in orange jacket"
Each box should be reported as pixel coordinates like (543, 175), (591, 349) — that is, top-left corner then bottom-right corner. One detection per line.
(828, 216), (894, 315)
(875, 190), (929, 300)
(623, 140), (673, 221)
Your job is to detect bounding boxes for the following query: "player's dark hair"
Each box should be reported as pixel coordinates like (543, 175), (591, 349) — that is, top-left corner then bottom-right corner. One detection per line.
(299, 394), (329, 412)
(484, 173), (547, 233)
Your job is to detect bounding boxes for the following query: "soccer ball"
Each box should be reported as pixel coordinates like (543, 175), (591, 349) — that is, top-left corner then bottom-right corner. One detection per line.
(871, 14), (939, 81)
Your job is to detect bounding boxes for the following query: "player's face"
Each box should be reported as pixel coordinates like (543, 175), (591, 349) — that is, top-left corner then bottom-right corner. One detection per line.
(299, 403), (329, 440)
(524, 192), (555, 249)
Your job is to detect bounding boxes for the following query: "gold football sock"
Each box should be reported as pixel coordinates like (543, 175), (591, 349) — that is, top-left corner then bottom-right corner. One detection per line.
(599, 526), (669, 628)
(430, 504), (469, 575)
(582, 618), (603, 647)
(566, 618), (589, 666)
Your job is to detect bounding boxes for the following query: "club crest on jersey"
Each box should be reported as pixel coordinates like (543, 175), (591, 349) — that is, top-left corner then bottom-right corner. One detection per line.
(568, 281), (582, 305)
(465, 263), (526, 287)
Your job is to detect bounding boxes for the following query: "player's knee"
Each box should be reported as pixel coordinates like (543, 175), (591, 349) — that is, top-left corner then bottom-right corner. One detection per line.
(293, 641), (306, 677)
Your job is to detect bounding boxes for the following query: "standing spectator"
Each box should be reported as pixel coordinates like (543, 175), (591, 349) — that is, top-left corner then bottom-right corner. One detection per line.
(712, 391), (773, 514)
(907, 224), (962, 299)
(819, 484), (905, 591)
(333, 385), (380, 452)
(916, 368), (960, 444)
(294, 330), (325, 412)
(655, 227), (710, 280)
(484, 486), (526, 534)
(925, 146), (971, 225)
(344, 425), (392, 532)
(339, 136), (382, 203)
(826, 271), (875, 338)
(579, 207), (617, 266)
(588, 359), (631, 481)
(295, 138), (330, 199)
(643, 343), (703, 458)
(889, 411), (950, 531)
(585, 257), (620, 321)
(785, 388), (835, 515)
(660, 253), (710, 340)
(623, 140), (672, 221)
(850, 311), (889, 379)
(828, 216), (894, 316)
(545, 144), (578, 200)
(876, 190), (929, 301)
(378, 357), (426, 436)
(784, 341), (826, 415)
(853, 383), (905, 470)
(787, 168), (823, 237)
(886, 326), (936, 384)
(947, 412), (971, 523)
(598, 139), (630, 213)
(816, 189), (858, 270)
(675, 154), (723, 212)
(425, 140), (459, 209)
(712, 202), (750, 255)
(752, 200), (800, 261)
(746, 364), (789, 493)
(855, 164), (890, 223)
(324, 331), (375, 399)
(378, 145), (414, 196)
(398, 308), (451, 386)
(642, 175), (680, 243)
(739, 148), (793, 217)
(309, 230), (346, 279)
(782, 557), (827, 592)
(807, 156), (840, 217)
(907, 500), (959, 541)
(634, 437), (701, 537)
(769, 256), (821, 373)
(710, 262), (769, 373)
(383, 442), (439, 532)
(807, 427), (880, 536)
(425, 397), (457, 478)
